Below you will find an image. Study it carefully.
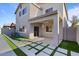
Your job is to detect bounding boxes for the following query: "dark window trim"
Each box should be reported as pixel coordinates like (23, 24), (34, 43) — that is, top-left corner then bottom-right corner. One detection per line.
(45, 8), (53, 13)
(19, 11), (21, 16)
(22, 8), (26, 15)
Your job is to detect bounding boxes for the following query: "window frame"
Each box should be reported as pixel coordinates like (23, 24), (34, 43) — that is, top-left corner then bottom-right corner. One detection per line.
(46, 25), (52, 32)
(19, 11), (21, 16)
(19, 26), (25, 32)
(45, 8), (53, 13)
(22, 8), (26, 15)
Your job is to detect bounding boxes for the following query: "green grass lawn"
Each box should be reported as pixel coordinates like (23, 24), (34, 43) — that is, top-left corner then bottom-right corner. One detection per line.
(59, 40), (79, 53)
(2, 34), (27, 56)
(12, 36), (29, 41)
(11, 33), (29, 41)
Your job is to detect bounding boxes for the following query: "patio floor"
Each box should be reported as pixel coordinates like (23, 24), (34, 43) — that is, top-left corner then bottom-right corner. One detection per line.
(0, 35), (79, 56)
(19, 41), (79, 56)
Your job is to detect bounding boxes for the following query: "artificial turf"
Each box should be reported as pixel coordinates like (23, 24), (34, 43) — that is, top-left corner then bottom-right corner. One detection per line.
(59, 40), (79, 53)
(2, 34), (27, 56)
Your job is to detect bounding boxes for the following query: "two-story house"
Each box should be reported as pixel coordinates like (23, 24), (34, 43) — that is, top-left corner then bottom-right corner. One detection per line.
(15, 3), (68, 46)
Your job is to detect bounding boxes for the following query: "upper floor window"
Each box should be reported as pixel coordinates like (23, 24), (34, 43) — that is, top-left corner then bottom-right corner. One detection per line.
(22, 8), (26, 15)
(19, 11), (21, 16)
(45, 8), (53, 13)
(19, 4), (22, 9)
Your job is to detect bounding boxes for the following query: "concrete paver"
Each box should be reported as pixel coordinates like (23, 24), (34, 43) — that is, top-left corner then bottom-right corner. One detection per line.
(0, 50), (16, 56)
(71, 51), (79, 56)
(57, 48), (67, 54)
(54, 51), (66, 56)
(0, 35), (13, 54)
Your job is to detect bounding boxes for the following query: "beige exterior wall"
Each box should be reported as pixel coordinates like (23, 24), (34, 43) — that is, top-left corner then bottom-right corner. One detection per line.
(16, 3), (30, 37)
(77, 26), (79, 44)
(37, 3), (63, 16)
(15, 3), (67, 43)
(29, 4), (43, 19)
(29, 14), (58, 39)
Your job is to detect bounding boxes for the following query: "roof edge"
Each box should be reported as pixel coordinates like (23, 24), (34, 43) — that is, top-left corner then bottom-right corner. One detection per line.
(64, 3), (68, 20)
(29, 10), (58, 21)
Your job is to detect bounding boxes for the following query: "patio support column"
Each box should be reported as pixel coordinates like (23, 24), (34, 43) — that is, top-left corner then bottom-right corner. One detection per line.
(53, 14), (59, 46)
(29, 24), (34, 39)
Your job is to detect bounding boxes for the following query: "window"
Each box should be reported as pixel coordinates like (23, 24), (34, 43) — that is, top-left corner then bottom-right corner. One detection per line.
(19, 26), (25, 32)
(45, 8), (53, 13)
(46, 25), (52, 32)
(22, 8), (26, 15)
(19, 4), (22, 9)
(19, 11), (21, 16)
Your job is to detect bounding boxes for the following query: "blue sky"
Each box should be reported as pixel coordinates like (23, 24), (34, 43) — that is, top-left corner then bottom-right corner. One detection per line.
(66, 3), (79, 26)
(0, 3), (79, 27)
(0, 3), (18, 27)
(67, 3), (79, 10)
(67, 3), (79, 20)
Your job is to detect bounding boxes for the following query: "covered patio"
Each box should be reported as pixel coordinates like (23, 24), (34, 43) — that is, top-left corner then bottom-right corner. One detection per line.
(29, 10), (63, 46)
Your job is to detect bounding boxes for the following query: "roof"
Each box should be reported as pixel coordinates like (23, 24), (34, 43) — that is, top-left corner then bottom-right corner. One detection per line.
(15, 3), (42, 14)
(15, 3), (22, 14)
(64, 3), (68, 20)
(29, 10), (58, 21)
(3, 23), (16, 28)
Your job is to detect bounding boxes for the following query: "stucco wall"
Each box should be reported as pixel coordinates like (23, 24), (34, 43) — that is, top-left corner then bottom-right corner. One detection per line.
(16, 3), (31, 37)
(65, 27), (76, 41)
(37, 3), (63, 17)
(15, 3), (66, 41)
(59, 19), (63, 43)
(77, 26), (79, 44)
(29, 4), (43, 19)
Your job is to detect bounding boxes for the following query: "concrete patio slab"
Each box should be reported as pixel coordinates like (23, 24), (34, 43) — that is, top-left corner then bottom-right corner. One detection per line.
(36, 52), (49, 56)
(48, 45), (56, 49)
(54, 51), (66, 56)
(0, 50), (16, 56)
(8, 38), (32, 48)
(20, 46), (35, 56)
(0, 35), (12, 54)
(57, 48), (67, 54)
(36, 41), (43, 44)
(43, 48), (53, 55)
(36, 45), (43, 50)
(30, 49), (38, 53)
(31, 43), (37, 46)
(41, 43), (48, 46)
(71, 51), (79, 56)
(24, 46), (31, 50)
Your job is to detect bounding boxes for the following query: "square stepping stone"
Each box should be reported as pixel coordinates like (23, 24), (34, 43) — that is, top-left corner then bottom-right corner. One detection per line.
(71, 51), (79, 56)
(24, 46), (31, 50)
(20, 46), (35, 56)
(31, 43), (37, 46)
(30, 49), (38, 53)
(36, 45), (43, 50)
(0, 51), (16, 56)
(41, 43), (48, 46)
(57, 48), (67, 54)
(36, 52), (49, 56)
(43, 48), (53, 55)
(48, 45), (56, 49)
(54, 51), (66, 56)
(36, 42), (42, 44)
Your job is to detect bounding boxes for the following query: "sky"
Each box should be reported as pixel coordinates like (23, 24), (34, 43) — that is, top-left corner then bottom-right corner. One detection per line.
(0, 3), (18, 27)
(0, 3), (79, 27)
(66, 3), (79, 26)
(67, 3), (79, 21)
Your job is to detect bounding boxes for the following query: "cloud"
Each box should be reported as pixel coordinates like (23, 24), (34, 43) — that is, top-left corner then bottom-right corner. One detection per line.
(68, 6), (79, 21)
